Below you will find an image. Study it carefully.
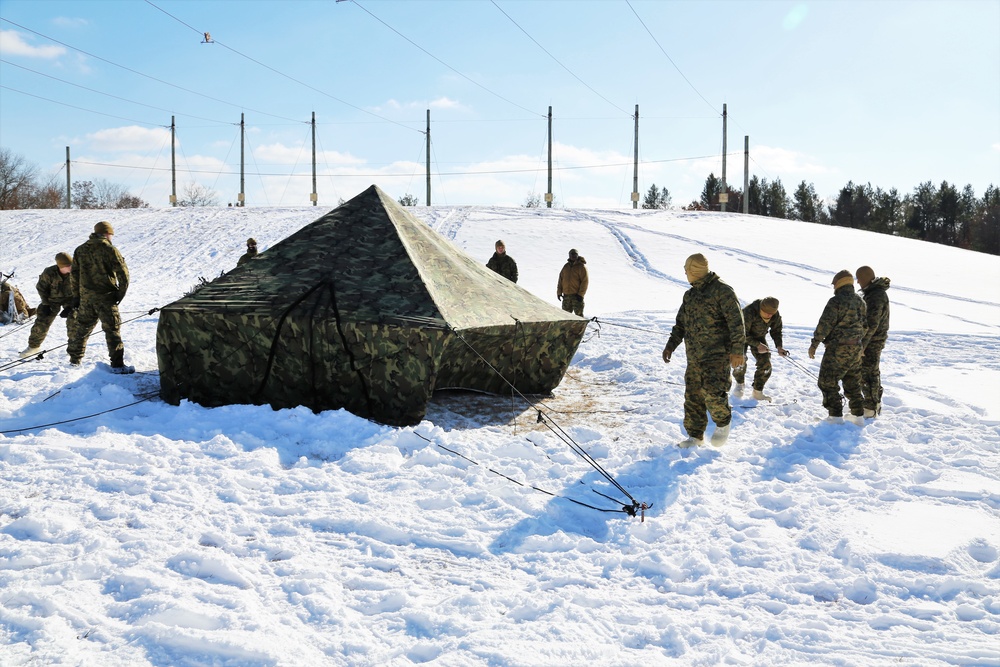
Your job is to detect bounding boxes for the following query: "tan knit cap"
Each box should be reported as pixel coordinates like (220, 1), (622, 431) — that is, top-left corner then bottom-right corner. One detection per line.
(684, 253), (709, 282)
(94, 221), (114, 236)
(760, 297), (779, 315)
(856, 266), (875, 285)
(55, 252), (72, 268)
(832, 269), (853, 289)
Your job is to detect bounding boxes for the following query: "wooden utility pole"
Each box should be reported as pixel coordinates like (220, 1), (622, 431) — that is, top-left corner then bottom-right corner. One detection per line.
(311, 112), (318, 206)
(743, 135), (749, 214)
(546, 106), (553, 208)
(720, 104), (728, 212)
(426, 109), (431, 206)
(632, 105), (639, 210)
(65, 146), (71, 208)
(170, 116), (177, 206)
(239, 113), (245, 207)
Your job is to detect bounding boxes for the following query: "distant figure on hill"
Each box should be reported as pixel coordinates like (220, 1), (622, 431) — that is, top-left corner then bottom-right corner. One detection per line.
(808, 270), (867, 423)
(238, 238), (258, 266)
(661, 253), (745, 448)
(19, 252), (76, 359)
(557, 248), (588, 317)
(856, 265), (890, 418)
(732, 296), (789, 402)
(486, 239), (518, 283)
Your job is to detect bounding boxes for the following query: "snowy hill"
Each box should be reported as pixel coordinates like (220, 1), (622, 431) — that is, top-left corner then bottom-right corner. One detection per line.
(1, 199), (999, 666)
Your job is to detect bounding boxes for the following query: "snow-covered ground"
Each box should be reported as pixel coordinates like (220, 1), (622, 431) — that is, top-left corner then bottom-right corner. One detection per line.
(1, 200), (998, 666)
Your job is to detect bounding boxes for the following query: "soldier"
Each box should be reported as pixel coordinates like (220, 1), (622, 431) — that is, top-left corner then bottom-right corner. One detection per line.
(856, 265), (890, 417)
(662, 253), (745, 447)
(68, 221), (133, 373)
(237, 238), (258, 266)
(557, 248), (588, 317)
(808, 269), (867, 422)
(732, 296), (789, 401)
(19, 252), (76, 359)
(486, 239), (518, 283)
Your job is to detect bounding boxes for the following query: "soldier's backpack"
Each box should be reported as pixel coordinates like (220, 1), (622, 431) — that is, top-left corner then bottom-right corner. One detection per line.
(0, 271), (34, 324)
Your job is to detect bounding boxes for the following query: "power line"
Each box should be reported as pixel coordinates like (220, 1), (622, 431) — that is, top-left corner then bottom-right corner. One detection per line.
(0, 85), (163, 127)
(491, 0), (631, 117)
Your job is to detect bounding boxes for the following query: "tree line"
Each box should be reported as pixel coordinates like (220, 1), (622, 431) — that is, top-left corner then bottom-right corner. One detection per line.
(690, 172), (999, 256)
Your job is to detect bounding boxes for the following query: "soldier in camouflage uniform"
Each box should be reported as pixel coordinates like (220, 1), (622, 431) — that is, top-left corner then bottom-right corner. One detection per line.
(486, 239), (518, 283)
(557, 248), (588, 317)
(732, 296), (789, 401)
(808, 270), (867, 421)
(856, 266), (890, 418)
(68, 221), (133, 373)
(237, 238), (258, 267)
(19, 252), (76, 359)
(662, 253), (746, 447)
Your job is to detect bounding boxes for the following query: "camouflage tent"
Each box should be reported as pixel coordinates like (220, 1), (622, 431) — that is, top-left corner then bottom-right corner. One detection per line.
(156, 185), (587, 426)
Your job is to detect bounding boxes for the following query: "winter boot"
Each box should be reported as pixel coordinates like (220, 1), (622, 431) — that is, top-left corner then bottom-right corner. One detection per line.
(677, 435), (705, 449)
(110, 363), (135, 375)
(18, 346), (41, 359)
(752, 388), (771, 402)
(824, 414), (844, 424)
(710, 423), (731, 447)
(863, 408), (876, 418)
(731, 383), (744, 398)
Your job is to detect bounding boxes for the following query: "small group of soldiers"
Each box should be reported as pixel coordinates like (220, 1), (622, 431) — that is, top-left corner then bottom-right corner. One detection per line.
(18, 221), (134, 374)
(662, 253), (890, 448)
(486, 240), (590, 317)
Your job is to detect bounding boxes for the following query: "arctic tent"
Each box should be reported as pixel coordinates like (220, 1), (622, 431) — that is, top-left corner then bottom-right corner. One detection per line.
(155, 185), (588, 426)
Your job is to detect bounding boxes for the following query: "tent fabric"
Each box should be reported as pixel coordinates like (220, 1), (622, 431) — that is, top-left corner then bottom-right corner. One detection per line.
(156, 185), (587, 426)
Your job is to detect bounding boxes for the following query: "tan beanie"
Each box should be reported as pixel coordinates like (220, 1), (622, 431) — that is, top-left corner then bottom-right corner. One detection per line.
(832, 269), (853, 289)
(760, 297), (779, 315)
(55, 252), (72, 268)
(684, 253), (709, 282)
(94, 221), (114, 236)
(856, 265), (875, 286)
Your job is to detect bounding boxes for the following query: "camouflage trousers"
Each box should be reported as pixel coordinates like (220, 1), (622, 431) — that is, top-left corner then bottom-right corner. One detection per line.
(860, 342), (885, 413)
(818, 343), (864, 417)
(27, 303), (75, 349)
(683, 354), (732, 439)
(732, 344), (772, 391)
(561, 294), (585, 317)
(68, 292), (124, 365)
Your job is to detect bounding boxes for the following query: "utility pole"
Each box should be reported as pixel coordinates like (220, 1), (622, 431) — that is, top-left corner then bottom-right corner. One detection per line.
(632, 105), (639, 210)
(239, 113), (245, 207)
(65, 146), (71, 209)
(426, 109), (431, 206)
(720, 104), (728, 212)
(311, 112), (317, 206)
(170, 116), (177, 206)
(546, 106), (553, 208)
(743, 135), (749, 214)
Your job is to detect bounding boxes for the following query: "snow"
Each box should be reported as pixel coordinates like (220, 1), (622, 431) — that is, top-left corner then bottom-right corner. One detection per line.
(1, 200), (999, 666)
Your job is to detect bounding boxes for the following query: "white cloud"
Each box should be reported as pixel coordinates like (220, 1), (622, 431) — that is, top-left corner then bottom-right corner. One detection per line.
(992, 142), (1000, 152)
(85, 126), (172, 153)
(51, 17), (90, 28)
(254, 142), (364, 167)
(782, 5), (809, 31)
(372, 96), (470, 114)
(0, 29), (66, 59)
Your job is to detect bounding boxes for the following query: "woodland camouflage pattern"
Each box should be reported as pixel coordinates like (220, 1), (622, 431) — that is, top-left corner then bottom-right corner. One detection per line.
(486, 251), (518, 283)
(27, 265), (75, 349)
(811, 284), (868, 417)
(70, 233), (129, 365)
(156, 185), (587, 426)
(732, 299), (784, 391)
(860, 276), (891, 412)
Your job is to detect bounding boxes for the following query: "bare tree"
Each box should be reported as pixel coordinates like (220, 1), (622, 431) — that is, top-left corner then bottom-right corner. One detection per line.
(0, 148), (39, 210)
(397, 193), (419, 206)
(522, 192), (541, 208)
(179, 182), (220, 207)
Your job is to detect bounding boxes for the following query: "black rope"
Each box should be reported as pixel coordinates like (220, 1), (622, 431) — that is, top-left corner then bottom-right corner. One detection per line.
(0, 392), (160, 435)
(0, 316), (35, 340)
(591, 316), (669, 337)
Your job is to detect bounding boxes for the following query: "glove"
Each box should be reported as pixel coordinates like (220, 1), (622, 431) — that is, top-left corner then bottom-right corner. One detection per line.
(60, 306), (74, 319)
(71, 298), (80, 309)
(114, 289), (127, 305)
(777, 347), (789, 357)
(662, 347), (671, 364)
(36, 304), (53, 317)
(557, 294), (563, 301)
(808, 344), (817, 359)
(730, 354), (746, 369)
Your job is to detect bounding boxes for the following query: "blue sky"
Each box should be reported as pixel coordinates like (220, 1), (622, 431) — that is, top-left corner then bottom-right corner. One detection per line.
(1, 0), (998, 208)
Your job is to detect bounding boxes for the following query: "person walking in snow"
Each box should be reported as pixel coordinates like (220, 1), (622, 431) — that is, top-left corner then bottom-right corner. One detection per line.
(557, 248), (588, 316)
(19, 253), (76, 359)
(486, 239), (518, 283)
(68, 221), (133, 373)
(808, 270), (867, 422)
(237, 237), (258, 267)
(662, 253), (746, 447)
(856, 265), (890, 418)
(732, 297), (788, 401)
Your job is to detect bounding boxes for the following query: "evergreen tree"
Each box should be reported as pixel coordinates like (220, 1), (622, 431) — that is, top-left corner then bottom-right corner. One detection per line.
(906, 181), (938, 240)
(970, 184), (999, 255)
(869, 187), (903, 235)
(700, 173), (721, 210)
(791, 181), (821, 221)
(642, 184), (671, 209)
(746, 176), (765, 216)
(764, 178), (789, 219)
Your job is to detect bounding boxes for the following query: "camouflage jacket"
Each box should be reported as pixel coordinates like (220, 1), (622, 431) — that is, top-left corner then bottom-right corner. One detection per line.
(35, 265), (74, 305)
(665, 272), (745, 359)
(861, 277), (890, 349)
(743, 299), (783, 349)
(72, 233), (129, 301)
(557, 257), (588, 297)
(811, 284), (867, 348)
(237, 248), (258, 267)
(486, 252), (518, 283)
